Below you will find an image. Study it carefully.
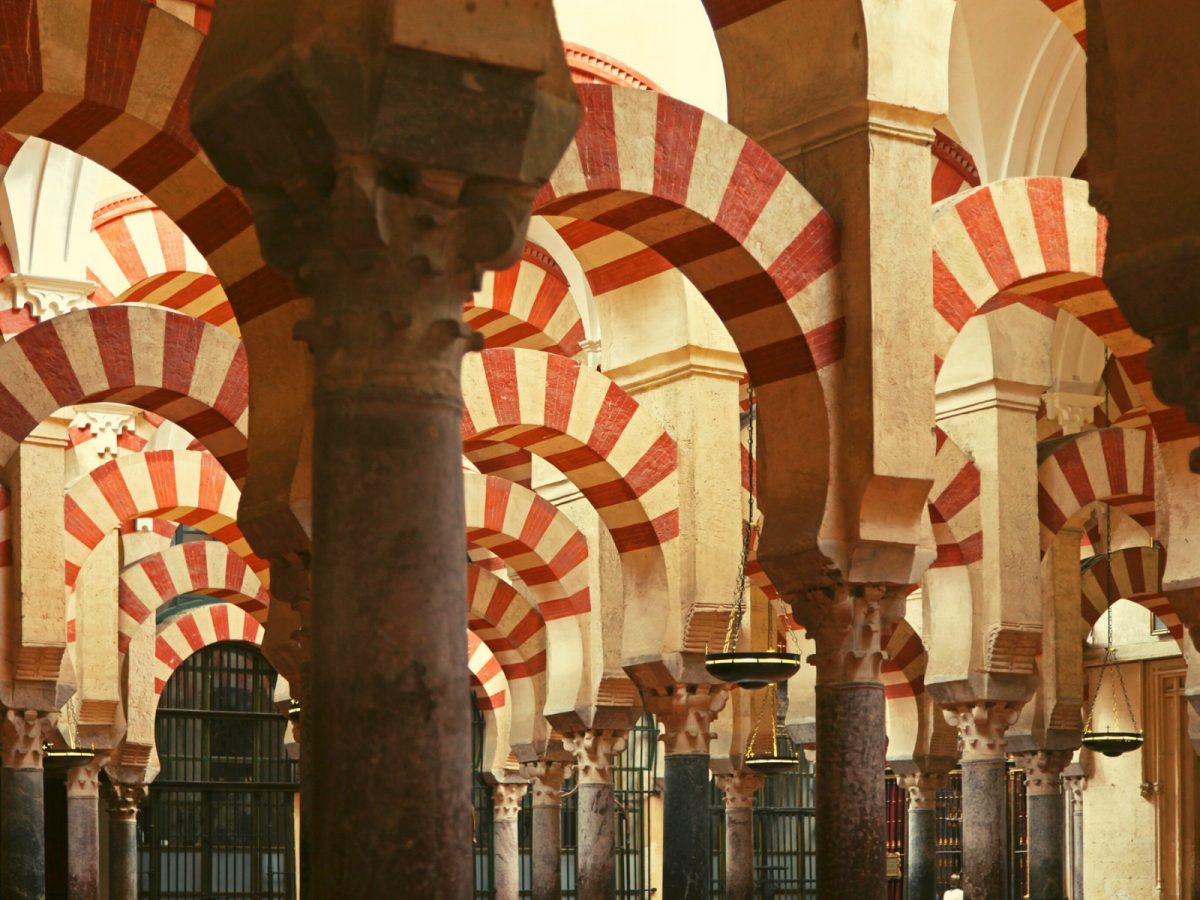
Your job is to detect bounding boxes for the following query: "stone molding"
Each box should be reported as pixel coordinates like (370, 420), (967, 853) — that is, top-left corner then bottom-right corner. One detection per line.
(1, 709), (56, 769)
(791, 581), (906, 685)
(1042, 389), (1103, 435)
(66, 753), (109, 798)
(492, 782), (528, 822)
(643, 683), (728, 756)
(715, 771), (765, 809)
(520, 760), (572, 807)
(562, 730), (626, 785)
(70, 405), (137, 459)
(0, 273), (95, 321)
(106, 781), (149, 822)
(897, 771), (947, 811)
(942, 701), (1022, 761)
(1013, 749), (1073, 796)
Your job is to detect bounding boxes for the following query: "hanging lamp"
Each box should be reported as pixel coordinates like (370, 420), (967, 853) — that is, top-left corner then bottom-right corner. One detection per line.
(1080, 372), (1144, 758)
(705, 384), (801, 689)
(743, 683), (798, 775)
(42, 700), (96, 770)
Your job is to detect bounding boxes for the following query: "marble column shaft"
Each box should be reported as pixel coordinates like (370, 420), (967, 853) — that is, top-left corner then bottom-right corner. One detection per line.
(1, 709), (55, 900)
(66, 757), (106, 900)
(106, 782), (146, 900)
(493, 783), (527, 900)
(899, 772), (945, 900)
(564, 730), (625, 900)
(1018, 750), (1072, 900)
(524, 761), (570, 900)
(716, 771), (763, 900)
(1064, 776), (1085, 900)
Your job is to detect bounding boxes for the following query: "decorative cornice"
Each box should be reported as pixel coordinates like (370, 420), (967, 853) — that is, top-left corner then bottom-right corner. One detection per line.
(1, 273), (95, 321)
(91, 193), (157, 230)
(563, 43), (663, 93)
(519, 242), (567, 282)
(932, 130), (980, 187)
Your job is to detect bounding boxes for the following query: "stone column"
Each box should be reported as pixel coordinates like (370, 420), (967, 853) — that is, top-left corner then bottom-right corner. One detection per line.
(1, 709), (56, 900)
(791, 582), (902, 900)
(645, 683), (727, 900)
(1063, 775), (1085, 900)
(944, 702), (1021, 900)
(563, 730), (626, 900)
(716, 771), (763, 900)
(522, 761), (570, 900)
(66, 755), (106, 900)
(1015, 750), (1071, 900)
(899, 772), (946, 900)
(105, 781), (147, 900)
(189, 7), (578, 897)
(493, 782), (528, 900)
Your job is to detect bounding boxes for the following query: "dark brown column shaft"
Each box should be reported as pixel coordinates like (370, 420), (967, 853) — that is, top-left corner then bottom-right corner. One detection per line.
(564, 731), (625, 900)
(899, 772), (945, 900)
(1, 710), (54, 900)
(1017, 751), (1072, 900)
(105, 782), (146, 900)
(65, 757), (105, 900)
(716, 771), (763, 900)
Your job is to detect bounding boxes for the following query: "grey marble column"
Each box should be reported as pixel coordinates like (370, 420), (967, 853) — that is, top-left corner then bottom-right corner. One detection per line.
(106, 781), (147, 900)
(1016, 750), (1072, 900)
(1064, 775), (1085, 900)
(944, 702), (1021, 900)
(493, 782), (528, 900)
(1, 709), (55, 900)
(66, 756), (106, 900)
(564, 731), (626, 900)
(898, 772), (947, 900)
(716, 771), (764, 900)
(523, 760), (570, 900)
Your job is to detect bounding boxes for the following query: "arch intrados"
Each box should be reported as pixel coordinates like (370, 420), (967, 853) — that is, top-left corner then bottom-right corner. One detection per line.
(467, 564), (548, 680)
(153, 605), (265, 697)
(114, 272), (238, 335)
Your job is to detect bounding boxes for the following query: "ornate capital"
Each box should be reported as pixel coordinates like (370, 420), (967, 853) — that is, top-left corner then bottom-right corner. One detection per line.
(715, 771), (764, 809)
(562, 730), (626, 785)
(492, 782), (528, 822)
(1, 709), (56, 769)
(942, 701), (1021, 761)
(1063, 774), (1086, 803)
(897, 772), (947, 811)
(1042, 389), (1103, 436)
(70, 404), (137, 459)
(791, 582), (905, 685)
(643, 683), (728, 756)
(0, 273), (95, 321)
(66, 753), (109, 798)
(520, 760), (572, 807)
(106, 781), (149, 822)
(1013, 750), (1073, 796)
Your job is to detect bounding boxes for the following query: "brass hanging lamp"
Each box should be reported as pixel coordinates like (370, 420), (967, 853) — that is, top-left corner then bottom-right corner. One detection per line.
(43, 700), (96, 770)
(705, 384), (801, 689)
(743, 683), (798, 775)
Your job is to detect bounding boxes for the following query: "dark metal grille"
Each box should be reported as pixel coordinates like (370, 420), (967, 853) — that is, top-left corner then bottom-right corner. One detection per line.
(885, 774), (905, 900)
(931, 767), (1028, 900)
(613, 713), (658, 898)
(138, 643), (297, 900)
(471, 703), (495, 899)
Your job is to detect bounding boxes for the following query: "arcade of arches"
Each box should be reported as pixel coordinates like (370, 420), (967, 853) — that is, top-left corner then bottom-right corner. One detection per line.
(0, 1), (1198, 899)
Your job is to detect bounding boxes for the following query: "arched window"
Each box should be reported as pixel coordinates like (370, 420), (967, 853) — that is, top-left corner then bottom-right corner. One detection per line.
(138, 643), (297, 899)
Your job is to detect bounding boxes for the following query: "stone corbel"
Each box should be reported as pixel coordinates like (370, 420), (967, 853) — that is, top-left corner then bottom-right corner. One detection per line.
(1041, 388), (1103, 435)
(69, 405), (137, 459)
(0, 273), (95, 321)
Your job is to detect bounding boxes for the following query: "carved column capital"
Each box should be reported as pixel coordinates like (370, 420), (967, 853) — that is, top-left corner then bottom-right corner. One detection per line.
(492, 782), (528, 822)
(562, 730), (626, 785)
(105, 781), (149, 822)
(897, 771), (947, 810)
(790, 581), (906, 685)
(1063, 774), (1086, 803)
(66, 753), (110, 798)
(715, 771), (765, 809)
(1013, 749), (1073, 796)
(942, 701), (1021, 761)
(643, 683), (728, 756)
(1, 709), (56, 769)
(520, 760), (572, 807)
(0, 273), (95, 321)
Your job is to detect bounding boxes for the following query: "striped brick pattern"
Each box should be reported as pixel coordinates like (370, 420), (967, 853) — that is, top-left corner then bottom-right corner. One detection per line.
(931, 130), (981, 203)
(117, 541), (269, 654)
(467, 564), (547, 683)
(64, 449), (266, 590)
(462, 348), (679, 554)
(929, 428), (982, 569)
(154, 602), (263, 694)
(535, 85), (840, 397)
(467, 245), (584, 357)
(465, 440), (533, 489)
(882, 619), (927, 699)
(1079, 545), (1177, 640)
(0, 306), (249, 481)
(1038, 428), (1154, 550)
(0, 0), (295, 325)
(464, 472), (590, 621)
(1041, 0), (1086, 49)
(116, 272), (235, 333)
(468, 630), (508, 711)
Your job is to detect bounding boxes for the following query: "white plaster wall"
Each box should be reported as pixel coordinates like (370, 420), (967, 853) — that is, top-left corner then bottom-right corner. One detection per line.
(553, 0), (727, 120)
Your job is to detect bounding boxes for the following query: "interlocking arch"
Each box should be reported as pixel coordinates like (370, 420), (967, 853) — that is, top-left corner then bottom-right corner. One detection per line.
(467, 247), (584, 357)
(153, 603), (264, 696)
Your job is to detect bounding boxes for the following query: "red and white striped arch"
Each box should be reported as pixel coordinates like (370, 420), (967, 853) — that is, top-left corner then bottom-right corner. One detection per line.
(113, 272), (234, 333)
(153, 603), (264, 695)
(882, 619), (927, 700)
(64, 449), (266, 591)
(467, 244), (584, 357)
(117, 541), (269, 655)
(932, 177), (1192, 447)
(462, 348), (678, 556)
(1040, 0), (1086, 48)
(0, 305), (249, 481)
(0, 0), (295, 327)
(929, 428), (982, 570)
(468, 630), (508, 712)
(467, 564), (547, 682)
(931, 130), (981, 203)
(1078, 545), (1177, 641)
(1037, 427), (1154, 551)
(534, 84), (838, 561)
(464, 472), (589, 621)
